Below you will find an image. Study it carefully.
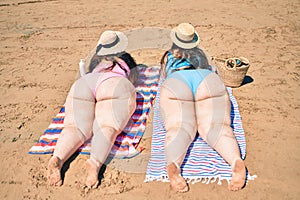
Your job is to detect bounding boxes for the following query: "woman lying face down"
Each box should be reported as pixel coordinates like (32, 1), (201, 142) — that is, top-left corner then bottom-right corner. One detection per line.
(47, 30), (137, 189)
(159, 23), (246, 192)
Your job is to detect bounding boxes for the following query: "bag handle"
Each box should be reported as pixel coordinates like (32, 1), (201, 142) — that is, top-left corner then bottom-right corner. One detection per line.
(225, 58), (238, 70)
(212, 56), (249, 70)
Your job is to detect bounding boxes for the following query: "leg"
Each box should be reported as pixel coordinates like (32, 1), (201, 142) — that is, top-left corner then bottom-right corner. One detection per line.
(86, 77), (136, 188)
(195, 73), (246, 191)
(47, 77), (95, 186)
(160, 78), (197, 193)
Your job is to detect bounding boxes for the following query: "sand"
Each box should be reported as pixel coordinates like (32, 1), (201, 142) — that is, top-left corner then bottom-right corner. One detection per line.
(0, 0), (299, 199)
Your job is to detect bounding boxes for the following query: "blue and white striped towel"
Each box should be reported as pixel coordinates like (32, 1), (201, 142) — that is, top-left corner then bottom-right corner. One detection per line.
(145, 78), (257, 185)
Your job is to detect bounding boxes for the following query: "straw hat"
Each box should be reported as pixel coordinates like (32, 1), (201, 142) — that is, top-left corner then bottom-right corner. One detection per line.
(170, 23), (200, 49)
(96, 30), (128, 56)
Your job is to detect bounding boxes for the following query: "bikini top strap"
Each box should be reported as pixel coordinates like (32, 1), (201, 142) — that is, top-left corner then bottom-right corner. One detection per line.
(92, 59), (130, 78)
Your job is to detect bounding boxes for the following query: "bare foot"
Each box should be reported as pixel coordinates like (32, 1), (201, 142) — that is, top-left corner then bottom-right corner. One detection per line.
(47, 156), (63, 186)
(85, 158), (101, 189)
(166, 163), (189, 193)
(228, 158), (246, 191)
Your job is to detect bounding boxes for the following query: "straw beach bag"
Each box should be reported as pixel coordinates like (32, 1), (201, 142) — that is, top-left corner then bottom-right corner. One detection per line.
(214, 57), (250, 88)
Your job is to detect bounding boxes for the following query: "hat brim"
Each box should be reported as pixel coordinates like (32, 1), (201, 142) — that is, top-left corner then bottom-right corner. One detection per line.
(170, 27), (200, 49)
(97, 31), (128, 56)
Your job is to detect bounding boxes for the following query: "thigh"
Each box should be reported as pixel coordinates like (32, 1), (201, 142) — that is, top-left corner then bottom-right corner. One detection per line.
(94, 77), (136, 132)
(64, 77), (95, 137)
(195, 73), (231, 141)
(160, 78), (197, 135)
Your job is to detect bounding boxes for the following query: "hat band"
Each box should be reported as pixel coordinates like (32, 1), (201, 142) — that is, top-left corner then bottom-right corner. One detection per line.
(96, 36), (120, 54)
(175, 32), (196, 44)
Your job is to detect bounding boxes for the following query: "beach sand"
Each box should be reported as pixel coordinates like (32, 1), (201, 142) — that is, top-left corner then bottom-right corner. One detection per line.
(0, 0), (299, 199)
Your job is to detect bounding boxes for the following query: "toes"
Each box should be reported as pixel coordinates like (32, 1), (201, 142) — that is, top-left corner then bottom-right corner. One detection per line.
(166, 163), (189, 193)
(47, 156), (62, 186)
(54, 179), (63, 186)
(177, 184), (189, 193)
(91, 181), (99, 189)
(170, 174), (189, 193)
(86, 178), (99, 189)
(48, 170), (62, 186)
(229, 158), (246, 191)
(228, 180), (243, 191)
(85, 158), (100, 189)
(232, 187), (241, 192)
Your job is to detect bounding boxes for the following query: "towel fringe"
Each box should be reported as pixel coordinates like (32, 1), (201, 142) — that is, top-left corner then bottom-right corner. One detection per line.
(145, 173), (257, 186)
(217, 177), (223, 185)
(186, 178), (191, 184)
(210, 176), (217, 183)
(247, 174), (258, 181)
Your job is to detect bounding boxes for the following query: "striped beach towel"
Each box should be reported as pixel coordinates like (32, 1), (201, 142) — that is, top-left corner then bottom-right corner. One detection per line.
(28, 65), (160, 159)
(145, 77), (257, 185)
